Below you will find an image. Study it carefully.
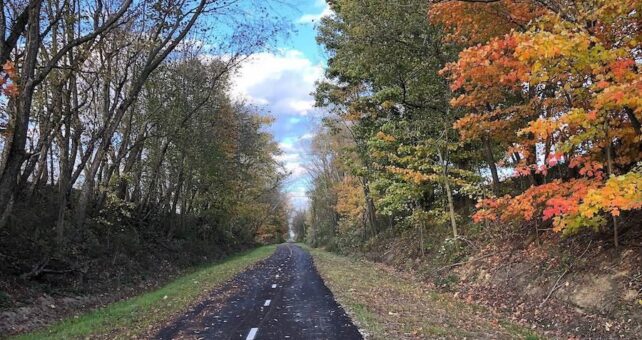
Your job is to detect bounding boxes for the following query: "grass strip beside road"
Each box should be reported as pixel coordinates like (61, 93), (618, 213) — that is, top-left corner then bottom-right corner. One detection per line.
(308, 247), (540, 340)
(14, 245), (277, 340)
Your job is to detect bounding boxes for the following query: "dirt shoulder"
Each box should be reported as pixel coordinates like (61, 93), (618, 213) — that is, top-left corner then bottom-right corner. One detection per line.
(308, 246), (540, 339)
(450, 237), (642, 339)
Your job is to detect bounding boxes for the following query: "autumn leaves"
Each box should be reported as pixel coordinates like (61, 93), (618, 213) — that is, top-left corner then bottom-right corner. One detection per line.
(434, 0), (642, 239)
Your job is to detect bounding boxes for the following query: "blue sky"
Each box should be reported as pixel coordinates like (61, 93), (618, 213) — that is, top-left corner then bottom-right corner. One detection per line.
(231, 0), (331, 209)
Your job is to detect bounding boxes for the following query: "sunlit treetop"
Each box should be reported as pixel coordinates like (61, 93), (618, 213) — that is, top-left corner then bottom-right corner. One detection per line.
(428, 0), (546, 45)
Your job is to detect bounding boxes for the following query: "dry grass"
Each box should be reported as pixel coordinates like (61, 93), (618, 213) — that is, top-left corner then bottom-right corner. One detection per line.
(308, 247), (540, 339)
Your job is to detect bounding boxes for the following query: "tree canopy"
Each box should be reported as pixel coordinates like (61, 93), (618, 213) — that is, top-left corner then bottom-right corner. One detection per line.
(303, 0), (641, 254)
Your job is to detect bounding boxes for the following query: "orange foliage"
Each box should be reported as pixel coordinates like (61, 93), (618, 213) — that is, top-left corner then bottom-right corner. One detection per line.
(474, 178), (599, 227)
(335, 176), (365, 222)
(1, 61), (19, 97)
(444, 33), (531, 144)
(446, 0), (642, 235)
(428, 0), (545, 45)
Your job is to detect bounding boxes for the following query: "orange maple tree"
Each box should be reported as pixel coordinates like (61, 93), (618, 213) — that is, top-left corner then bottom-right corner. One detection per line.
(432, 0), (642, 241)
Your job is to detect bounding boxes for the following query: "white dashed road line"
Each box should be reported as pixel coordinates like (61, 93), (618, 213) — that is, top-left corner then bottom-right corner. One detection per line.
(246, 327), (259, 340)
(264, 299), (271, 307)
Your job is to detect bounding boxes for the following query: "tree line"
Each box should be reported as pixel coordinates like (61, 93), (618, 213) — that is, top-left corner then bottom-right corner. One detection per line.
(300, 0), (641, 255)
(0, 0), (288, 281)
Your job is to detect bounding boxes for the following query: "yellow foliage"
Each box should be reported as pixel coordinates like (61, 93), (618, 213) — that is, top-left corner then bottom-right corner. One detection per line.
(375, 131), (396, 143)
(335, 176), (365, 226)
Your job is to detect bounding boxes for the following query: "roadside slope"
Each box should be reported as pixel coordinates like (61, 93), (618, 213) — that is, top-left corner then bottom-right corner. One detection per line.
(11, 246), (276, 340)
(309, 247), (539, 339)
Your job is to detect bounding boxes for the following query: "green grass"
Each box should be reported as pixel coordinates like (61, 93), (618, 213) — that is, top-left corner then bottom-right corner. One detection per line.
(307, 246), (541, 340)
(14, 245), (276, 340)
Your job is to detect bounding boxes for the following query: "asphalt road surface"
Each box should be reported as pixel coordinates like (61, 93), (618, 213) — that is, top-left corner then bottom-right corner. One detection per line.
(157, 244), (363, 340)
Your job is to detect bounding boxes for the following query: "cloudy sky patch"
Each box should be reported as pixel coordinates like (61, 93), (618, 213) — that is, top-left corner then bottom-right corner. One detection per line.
(230, 1), (330, 210)
(297, 2), (332, 24)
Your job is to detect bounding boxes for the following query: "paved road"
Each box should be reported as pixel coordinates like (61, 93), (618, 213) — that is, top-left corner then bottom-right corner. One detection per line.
(157, 244), (362, 340)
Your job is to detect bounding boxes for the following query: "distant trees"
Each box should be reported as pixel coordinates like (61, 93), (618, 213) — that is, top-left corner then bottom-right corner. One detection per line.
(0, 0), (288, 279)
(305, 128), (347, 246)
(291, 210), (307, 242)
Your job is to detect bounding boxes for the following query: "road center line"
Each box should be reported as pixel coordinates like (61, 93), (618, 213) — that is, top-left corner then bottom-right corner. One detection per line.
(246, 328), (258, 340)
(272, 284), (277, 288)
(264, 299), (271, 306)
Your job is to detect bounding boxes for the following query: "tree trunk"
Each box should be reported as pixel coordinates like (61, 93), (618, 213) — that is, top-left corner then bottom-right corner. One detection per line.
(482, 135), (500, 195)
(170, 154), (186, 215)
(625, 107), (641, 136)
(361, 176), (377, 235)
(625, 107), (642, 152)
(439, 149), (458, 239)
(55, 53), (79, 246)
(26, 143), (50, 197)
(0, 1), (42, 224)
(141, 139), (170, 209)
(605, 123), (618, 249)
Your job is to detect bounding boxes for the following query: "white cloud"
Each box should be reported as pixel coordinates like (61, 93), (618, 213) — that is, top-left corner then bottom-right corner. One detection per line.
(284, 161), (307, 178)
(297, 4), (332, 24)
(231, 50), (323, 116)
(274, 152), (300, 163)
(275, 142), (306, 179)
(278, 140), (297, 153)
(299, 133), (315, 140)
(288, 99), (315, 115)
